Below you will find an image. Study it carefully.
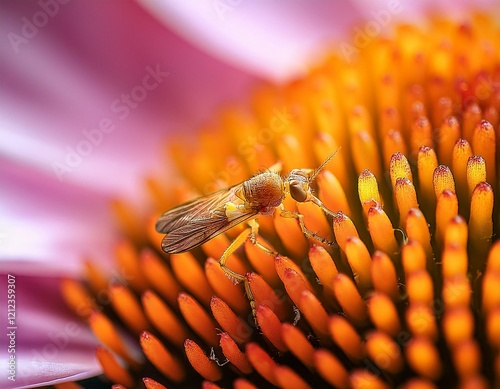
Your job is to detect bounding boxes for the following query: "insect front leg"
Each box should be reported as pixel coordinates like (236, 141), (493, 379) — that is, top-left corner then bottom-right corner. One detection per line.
(279, 206), (335, 246)
(308, 193), (339, 218)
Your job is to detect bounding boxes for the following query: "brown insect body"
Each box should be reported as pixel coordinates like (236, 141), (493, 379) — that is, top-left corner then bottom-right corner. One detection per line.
(155, 171), (287, 254)
(241, 172), (285, 215)
(156, 149), (339, 255)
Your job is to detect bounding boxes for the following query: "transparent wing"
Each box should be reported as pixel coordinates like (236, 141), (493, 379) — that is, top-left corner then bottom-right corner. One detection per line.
(155, 185), (258, 253)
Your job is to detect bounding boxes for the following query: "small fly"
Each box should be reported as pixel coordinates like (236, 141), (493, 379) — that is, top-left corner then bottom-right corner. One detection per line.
(156, 149), (340, 319)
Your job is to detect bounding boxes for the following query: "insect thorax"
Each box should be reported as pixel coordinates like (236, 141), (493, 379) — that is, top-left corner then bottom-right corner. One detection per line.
(242, 172), (284, 214)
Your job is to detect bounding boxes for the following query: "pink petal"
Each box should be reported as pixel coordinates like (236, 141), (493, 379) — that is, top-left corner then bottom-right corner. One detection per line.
(0, 0), (260, 271)
(0, 274), (101, 388)
(354, 0), (499, 18)
(0, 158), (115, 277)
(1, 0), (260, 198)
(138, 0), (363, 82)
(139, 0), (499, 82)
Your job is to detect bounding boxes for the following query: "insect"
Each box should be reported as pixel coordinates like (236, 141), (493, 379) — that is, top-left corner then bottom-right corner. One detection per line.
(156, 149), (340, 319)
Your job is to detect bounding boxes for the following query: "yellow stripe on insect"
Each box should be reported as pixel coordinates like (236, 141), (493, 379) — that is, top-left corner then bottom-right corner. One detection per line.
(224, 202), (241, 218)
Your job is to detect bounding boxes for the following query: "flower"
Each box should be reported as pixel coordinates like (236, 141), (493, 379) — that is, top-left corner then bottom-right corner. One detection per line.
(63, 7), (500, 389)
(2, 0), (340, 386)
(0, 1), (373, 387)
(0, 2), (496, 386)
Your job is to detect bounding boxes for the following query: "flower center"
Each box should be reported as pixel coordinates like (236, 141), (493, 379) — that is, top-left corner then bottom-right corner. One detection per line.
(63, 13), (500, 389)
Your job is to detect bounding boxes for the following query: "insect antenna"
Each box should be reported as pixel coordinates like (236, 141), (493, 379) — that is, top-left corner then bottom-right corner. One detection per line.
(309, 147), (341, 181)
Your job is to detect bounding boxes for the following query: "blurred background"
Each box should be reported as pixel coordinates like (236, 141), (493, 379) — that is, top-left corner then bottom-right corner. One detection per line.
(0, 0), (361, 275)
(1, 1), (498, 388)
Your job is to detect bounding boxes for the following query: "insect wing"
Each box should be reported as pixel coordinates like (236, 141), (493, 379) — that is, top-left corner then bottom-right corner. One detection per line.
(156, 185), (258, 253)
(156, 186), (232, 234)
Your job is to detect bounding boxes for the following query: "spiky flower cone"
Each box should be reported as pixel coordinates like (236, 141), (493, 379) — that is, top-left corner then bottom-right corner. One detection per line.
(63, 13), (500, 389)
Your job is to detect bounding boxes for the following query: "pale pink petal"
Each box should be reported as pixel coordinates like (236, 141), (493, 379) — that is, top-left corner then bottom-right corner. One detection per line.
(353, 0), (499, 19)
(0, 0), (260, 199)
(139, 0), (499, 82)
(138, 0), (363, 82)
(0, 274), (101, 388)
(0, 158), (115, 277)
(0, 0), (260, 271)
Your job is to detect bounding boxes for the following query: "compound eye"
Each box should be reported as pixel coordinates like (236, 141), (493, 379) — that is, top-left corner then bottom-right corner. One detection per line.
(289, 181), (308, 202)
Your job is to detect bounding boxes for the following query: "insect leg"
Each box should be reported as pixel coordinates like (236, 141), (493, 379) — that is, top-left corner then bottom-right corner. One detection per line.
(308, 194), (339, 218)
(247, 218), (278, 256)
(218, 226), (259, 322)
(280, 206), (335, 246)
(219, 219), (277, 324)
(218, 227), (251, 285)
